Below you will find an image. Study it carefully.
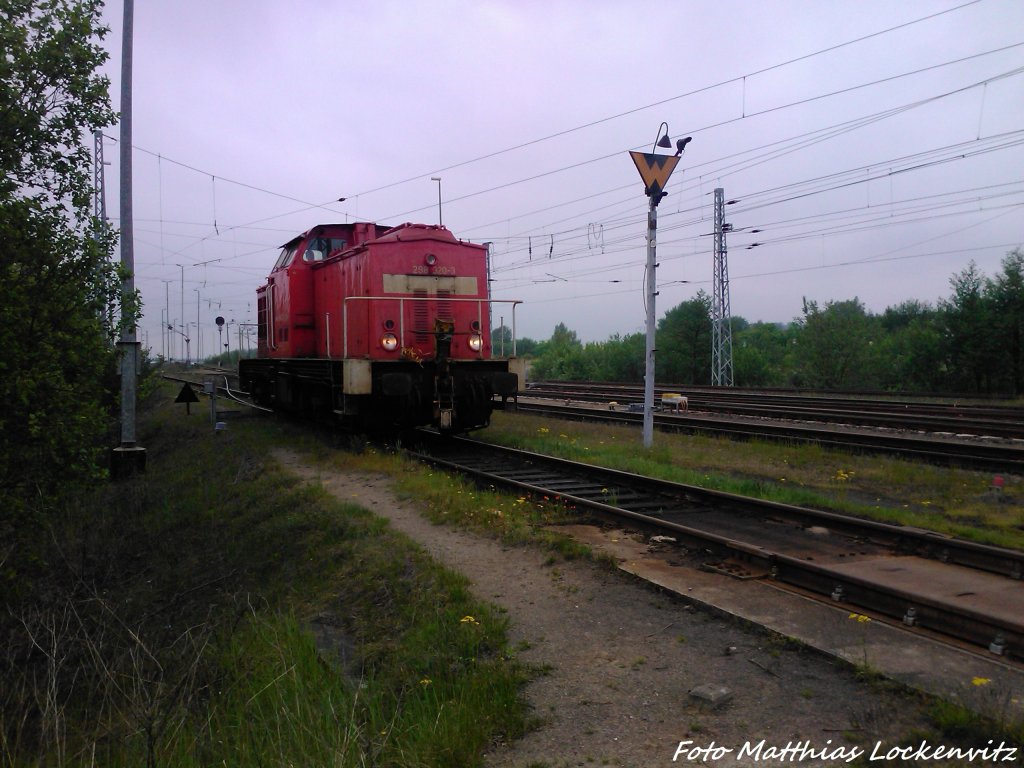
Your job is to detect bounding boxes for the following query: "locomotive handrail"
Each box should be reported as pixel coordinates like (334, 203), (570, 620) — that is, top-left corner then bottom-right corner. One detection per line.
(325, 312), (331, 358)
(267, 282), (277, 351)
(340, 296), (522, 359)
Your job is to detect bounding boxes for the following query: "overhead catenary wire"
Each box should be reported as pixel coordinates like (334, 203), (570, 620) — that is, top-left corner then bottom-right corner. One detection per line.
(138, 150), (1021, 294)
(343, 0), (986, 202)
(464, 66), (1024, 273)
(379, 50), (1024, 227)
(130, 33), (1022, 271)
(486, 128), (1024, 272)
(124, 1), (1020, 345)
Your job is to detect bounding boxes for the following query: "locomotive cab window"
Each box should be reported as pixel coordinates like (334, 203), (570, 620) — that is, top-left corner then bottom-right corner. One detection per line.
(303, 236), (347, 262)
(273, 244), (297, 271)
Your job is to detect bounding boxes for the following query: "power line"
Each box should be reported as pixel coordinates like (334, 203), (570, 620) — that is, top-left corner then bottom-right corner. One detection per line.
(129, 9), (1009, 260)
(379, 50), (1024, 225)
(350, 0), (985, 201)
(488, 172), (1023, 283)
(516, 241), (1023, 308)
(486, 133), (1024, 275)
(125, 2), (1018, 342)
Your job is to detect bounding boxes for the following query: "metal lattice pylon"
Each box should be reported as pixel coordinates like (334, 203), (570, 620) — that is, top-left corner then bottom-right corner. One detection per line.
(93, 128), (107, 235)
(711, 187), (734, 386)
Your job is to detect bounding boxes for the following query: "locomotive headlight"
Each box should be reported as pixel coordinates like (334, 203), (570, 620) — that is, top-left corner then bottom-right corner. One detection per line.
(381, 333), (399, 351)
(468, 334), (483, 352)
(424, 253), (437, 266)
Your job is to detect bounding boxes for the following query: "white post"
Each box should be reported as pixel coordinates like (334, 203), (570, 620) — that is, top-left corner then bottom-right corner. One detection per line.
(643, 195), (657, 448)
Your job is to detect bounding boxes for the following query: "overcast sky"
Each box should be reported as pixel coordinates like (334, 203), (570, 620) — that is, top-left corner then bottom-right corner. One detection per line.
(96, 0), (1024, 358)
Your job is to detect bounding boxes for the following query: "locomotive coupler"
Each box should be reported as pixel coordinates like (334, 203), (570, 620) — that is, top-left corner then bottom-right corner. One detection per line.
(433, 318), (457, 429)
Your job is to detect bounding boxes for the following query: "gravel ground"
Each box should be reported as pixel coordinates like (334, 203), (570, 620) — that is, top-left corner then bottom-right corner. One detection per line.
(278, 451), (953, 768)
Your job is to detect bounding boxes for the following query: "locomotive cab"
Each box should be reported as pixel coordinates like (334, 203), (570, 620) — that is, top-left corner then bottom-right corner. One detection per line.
(256, 223), (386, 360)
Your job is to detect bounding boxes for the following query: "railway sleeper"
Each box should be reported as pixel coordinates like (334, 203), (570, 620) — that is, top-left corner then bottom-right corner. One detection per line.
(614, 502), (671, 515)
(493, 472), (565, 483)
(538, 482), (613, 494)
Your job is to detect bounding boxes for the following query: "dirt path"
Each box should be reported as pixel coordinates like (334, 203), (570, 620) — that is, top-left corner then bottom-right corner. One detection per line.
(276, 451), (938, 767)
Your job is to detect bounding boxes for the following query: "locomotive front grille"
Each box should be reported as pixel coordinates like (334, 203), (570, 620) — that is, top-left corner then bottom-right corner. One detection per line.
(413, 289), (429, 343)
(437, 289), (452, 324)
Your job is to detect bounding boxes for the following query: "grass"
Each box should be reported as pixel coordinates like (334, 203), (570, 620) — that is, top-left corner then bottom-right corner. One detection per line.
(282, 412), (1024, 748)
(324, 441), (598, 560)
(0, 383), (530, 767)
(473, 412), (1024, 550)
(8, 388), (1016, 765)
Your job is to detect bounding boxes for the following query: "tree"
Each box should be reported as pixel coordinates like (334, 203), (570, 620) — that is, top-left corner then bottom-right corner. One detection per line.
(529, 322), (590, 380)
(870, 301), (944, 392)
(1, 0), (121, 519)
(595, 332), (645, 382)
(880, 299), (933, 333)
(490, 323), (513, 356)
(657, 292), (712, 385)
(492, 324), (540, 357)
(515, 336), (540, 357)
(733, 321), (795, 387)
(549, 322), (580, 348)
(988, 249), (1024, 395)
(940, 262), (996, 393)
(793, 297), (879, 389)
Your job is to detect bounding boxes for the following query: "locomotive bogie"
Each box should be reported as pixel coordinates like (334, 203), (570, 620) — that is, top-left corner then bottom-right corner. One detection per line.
(241, 356), (516, 433)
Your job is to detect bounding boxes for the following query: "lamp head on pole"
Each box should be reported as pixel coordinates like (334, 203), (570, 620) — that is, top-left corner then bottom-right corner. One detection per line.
(654, 121), (672, 152)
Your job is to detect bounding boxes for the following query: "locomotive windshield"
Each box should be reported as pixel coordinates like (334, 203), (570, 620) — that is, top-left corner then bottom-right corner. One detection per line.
(303, 236), (347, 262)
(273, 244), (297, 271)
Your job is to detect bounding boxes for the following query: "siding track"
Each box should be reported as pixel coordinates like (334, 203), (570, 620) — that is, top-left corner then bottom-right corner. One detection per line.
(408, 432), (1024, 663)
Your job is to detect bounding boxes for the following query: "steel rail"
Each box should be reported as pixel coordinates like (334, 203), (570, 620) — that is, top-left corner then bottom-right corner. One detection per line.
(160, 372), (269, 412)
(407, 433), (1024, 660)
(525, 382), (1024, 438)
(512, 401), (1024, 474)
(530, 380), (1024, 415)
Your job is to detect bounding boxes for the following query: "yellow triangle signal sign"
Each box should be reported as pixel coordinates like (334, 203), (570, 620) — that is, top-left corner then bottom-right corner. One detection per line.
(629, 151), (680, 197)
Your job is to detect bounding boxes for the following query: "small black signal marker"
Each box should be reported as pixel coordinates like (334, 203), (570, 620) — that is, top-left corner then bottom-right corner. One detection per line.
(175, 382), (200, 414)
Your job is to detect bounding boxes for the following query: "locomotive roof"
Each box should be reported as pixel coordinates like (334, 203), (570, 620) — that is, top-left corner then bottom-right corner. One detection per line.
(278, 221), (468, 250)
(374, 223), (461, 243)
(276, 222), (388, 249)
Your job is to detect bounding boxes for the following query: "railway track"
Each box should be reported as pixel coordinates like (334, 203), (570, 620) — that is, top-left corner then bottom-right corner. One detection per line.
(158, 371), (1024, 663)
(161, 368), (1024, 471)
(526, 381), (1024, 439)
(406, 432), (1024, 663)
(513, 399), (1024, 474)
(161, 369), (268, 412)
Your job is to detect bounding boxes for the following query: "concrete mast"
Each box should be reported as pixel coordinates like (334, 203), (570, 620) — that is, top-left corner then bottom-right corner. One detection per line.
(111, 0), (146, 477)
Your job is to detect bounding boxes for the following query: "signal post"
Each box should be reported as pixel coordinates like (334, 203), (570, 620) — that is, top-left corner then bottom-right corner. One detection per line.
(629, 126), (691, 448)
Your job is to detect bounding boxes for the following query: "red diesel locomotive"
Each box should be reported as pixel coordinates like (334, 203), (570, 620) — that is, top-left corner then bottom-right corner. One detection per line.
(239, 222), (523, 432)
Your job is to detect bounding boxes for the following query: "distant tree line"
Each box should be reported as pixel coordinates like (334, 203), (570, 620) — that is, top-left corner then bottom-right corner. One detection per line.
(501, 250), (1024, 396)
